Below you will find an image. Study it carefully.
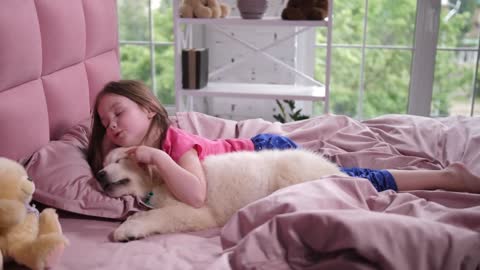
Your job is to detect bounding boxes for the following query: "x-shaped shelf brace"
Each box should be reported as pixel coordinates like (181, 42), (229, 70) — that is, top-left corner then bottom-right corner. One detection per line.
(181, 24), (324, 88)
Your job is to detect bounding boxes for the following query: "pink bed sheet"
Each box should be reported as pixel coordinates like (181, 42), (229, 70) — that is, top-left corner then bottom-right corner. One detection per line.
(7, 214), (224, 270)
(7, 112), (480, 270)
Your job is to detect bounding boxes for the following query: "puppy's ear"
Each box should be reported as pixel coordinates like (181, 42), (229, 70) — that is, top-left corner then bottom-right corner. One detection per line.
(148, 165), (164, 184)
(104, 147), (130, 166)
(115, 147), (130, 161)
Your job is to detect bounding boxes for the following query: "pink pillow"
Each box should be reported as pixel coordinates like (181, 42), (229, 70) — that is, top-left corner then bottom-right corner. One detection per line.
(25, 119), (143, 219)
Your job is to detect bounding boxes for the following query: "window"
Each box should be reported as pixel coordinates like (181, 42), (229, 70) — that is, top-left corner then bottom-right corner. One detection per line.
(117, 0), (175, 105)
(315, 1), (417, 119)
(117, 0), (480, 118)
(432, 0), (480, 117)
(316, 0), (480, 119)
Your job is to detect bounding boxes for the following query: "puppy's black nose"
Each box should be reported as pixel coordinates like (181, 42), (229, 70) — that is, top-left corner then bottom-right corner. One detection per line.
(96, 170), (110, 190)
(96, 170), (107, 182)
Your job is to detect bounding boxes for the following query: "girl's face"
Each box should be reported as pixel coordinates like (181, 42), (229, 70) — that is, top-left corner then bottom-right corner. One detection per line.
(97, 93), (153, 147)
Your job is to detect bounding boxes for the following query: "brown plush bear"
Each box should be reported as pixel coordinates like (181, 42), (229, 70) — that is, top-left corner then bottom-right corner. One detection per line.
(281, 0), (328, 21)
(179, 0), (231, 19)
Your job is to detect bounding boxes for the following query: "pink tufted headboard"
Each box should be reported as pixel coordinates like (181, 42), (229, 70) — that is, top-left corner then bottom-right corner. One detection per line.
(0, 0), (121, 161)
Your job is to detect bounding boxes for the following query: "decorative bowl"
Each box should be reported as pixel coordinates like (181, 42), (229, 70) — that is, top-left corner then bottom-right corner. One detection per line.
(237, 0), (268, 20)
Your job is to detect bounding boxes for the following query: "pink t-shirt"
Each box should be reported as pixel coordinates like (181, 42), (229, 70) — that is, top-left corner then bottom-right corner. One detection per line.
(161, 126), (254, 162)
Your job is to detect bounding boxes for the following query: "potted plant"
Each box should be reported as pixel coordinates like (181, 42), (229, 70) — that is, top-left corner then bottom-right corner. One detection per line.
(273, 99), (310, 123)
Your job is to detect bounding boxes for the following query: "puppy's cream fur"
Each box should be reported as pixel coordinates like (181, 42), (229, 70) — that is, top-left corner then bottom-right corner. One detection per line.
(100, 148), (344, 241)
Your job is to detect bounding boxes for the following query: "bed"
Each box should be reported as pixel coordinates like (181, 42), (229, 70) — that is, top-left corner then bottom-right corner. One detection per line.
(1, 1), (479, 270)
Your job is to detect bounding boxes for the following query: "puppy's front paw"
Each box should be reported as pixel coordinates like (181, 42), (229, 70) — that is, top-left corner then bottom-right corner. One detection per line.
(113, 219), (149, 242)
(126, 211), (149, 221)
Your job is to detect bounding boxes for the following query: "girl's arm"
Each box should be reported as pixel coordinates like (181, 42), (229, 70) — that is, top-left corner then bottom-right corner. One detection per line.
(127, 146), (207, 208)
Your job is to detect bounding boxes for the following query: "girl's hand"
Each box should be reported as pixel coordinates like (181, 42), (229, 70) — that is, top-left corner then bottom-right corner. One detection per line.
(126, 146), (159, 165)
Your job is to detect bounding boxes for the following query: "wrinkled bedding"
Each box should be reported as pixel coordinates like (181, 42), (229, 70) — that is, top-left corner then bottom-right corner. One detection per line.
(8, 112), (480, 270)
(176, 112), (480, 173)
(221, 177), (480, 270)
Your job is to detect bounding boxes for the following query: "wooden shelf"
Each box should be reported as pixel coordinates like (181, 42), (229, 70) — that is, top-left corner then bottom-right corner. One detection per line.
(180, 82), (325, 101)
(177, 17), (328, 27)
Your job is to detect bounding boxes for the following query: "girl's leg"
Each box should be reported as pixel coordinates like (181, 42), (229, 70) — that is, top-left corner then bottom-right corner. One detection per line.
(389, 163), (480, 193)
(251, 134), (298, 151)
(340, 167), (398, 192)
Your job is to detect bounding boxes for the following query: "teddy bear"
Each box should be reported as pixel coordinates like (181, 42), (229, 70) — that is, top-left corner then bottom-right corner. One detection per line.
(0, 157), (68, 270)
(281, 0), (329, 21)
(179, 0), (231, 18)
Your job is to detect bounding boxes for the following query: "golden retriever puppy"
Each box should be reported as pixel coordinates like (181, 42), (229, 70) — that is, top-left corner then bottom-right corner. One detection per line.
(98, 147), (344, 241)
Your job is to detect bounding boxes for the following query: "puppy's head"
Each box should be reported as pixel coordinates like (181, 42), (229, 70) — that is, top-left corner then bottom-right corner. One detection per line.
(96, 147), (151, 198)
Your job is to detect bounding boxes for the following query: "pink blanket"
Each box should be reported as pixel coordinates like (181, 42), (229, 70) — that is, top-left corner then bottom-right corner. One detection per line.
(220, 177), (480, 270)
(175, 112), (480, 269)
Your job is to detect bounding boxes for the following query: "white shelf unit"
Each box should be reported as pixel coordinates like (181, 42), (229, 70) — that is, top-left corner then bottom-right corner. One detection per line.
(172, 1), (333, 114)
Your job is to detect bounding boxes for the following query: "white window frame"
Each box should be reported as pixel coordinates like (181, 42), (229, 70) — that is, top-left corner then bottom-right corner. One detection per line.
(408, 0), (440, 116)
(408, 0), (479, 116)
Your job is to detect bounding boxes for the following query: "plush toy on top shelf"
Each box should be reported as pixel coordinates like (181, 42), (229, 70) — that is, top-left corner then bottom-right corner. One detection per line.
(0, 157), (68, 270)
(179, 0), (231, 18)
(281, 0), (328, 20)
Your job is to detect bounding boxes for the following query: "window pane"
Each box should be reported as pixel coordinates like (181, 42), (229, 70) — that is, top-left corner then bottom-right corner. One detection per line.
(153, 0), (174, 42)
(363, 50), (412, 118)
(117, 0), (150, 41)
(366, 1), (417, 46)
(120, 45), (152, 87)
(438, 0), (479, 48)
(432, 1), (480, 116)
(432, 50), (475, 116)
(318, 1), (366, 44)
(315, 48), (361, 116)
(154, 45), (175, 104)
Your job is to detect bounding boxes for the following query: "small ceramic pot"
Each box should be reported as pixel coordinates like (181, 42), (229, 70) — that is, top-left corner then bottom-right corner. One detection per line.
(237, 0), (268, 19)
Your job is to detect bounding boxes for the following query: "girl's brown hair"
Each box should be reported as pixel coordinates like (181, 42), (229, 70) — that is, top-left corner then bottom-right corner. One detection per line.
(87, 80), (170, 173)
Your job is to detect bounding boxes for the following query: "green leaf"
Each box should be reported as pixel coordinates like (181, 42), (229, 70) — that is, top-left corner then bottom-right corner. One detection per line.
(273, 114), (286, 123)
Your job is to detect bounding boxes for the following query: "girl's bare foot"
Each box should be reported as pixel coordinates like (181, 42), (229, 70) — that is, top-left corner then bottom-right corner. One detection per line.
(445, 163), (480, 193)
